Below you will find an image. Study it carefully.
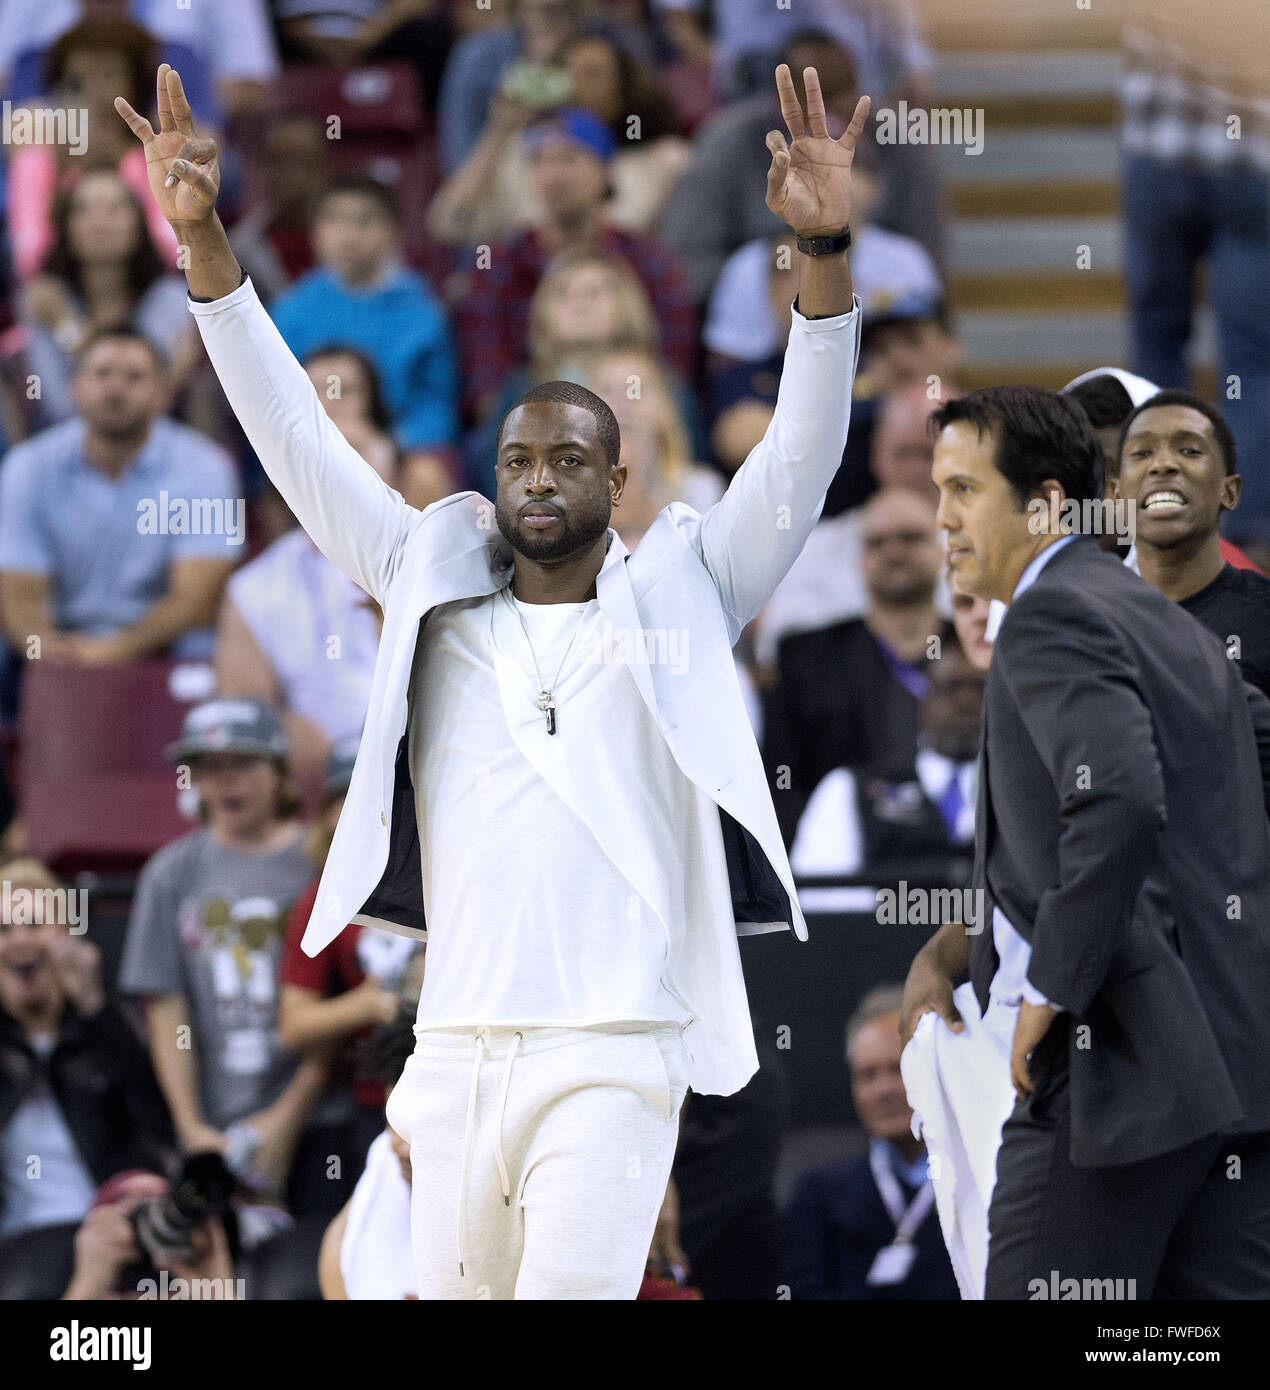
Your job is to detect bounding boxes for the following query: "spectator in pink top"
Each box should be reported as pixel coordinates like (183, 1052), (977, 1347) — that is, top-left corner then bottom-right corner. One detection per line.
(6, 19), (180, 283)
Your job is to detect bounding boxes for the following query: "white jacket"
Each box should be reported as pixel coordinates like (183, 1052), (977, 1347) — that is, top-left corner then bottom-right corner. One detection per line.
(189, 277), (861, 1094)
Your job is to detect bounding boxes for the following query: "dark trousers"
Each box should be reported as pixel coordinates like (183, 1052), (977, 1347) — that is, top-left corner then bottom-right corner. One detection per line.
(985, 1031), (1270, 1299)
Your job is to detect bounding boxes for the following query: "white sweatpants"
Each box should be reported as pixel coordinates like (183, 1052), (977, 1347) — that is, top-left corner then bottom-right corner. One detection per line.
(384, 1021), (690, 1300)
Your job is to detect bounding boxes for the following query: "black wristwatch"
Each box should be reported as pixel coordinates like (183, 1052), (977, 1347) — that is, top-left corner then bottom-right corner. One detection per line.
(190, 267), (248, 304)
(795, 227), (852, 256)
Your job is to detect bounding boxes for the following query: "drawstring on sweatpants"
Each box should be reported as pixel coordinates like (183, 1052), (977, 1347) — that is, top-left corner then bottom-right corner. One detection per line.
(492, 1031), (521, 1205)
(456, 1029), (522, 1277)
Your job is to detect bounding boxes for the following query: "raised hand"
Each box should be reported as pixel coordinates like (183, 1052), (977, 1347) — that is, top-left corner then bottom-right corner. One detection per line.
(115, 64), (219, 228)
(765, 64), (870, 238)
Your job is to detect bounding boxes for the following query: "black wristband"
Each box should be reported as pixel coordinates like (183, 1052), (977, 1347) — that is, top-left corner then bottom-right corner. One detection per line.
(190, 267), (247, 304)
(795, 227), (852, 257)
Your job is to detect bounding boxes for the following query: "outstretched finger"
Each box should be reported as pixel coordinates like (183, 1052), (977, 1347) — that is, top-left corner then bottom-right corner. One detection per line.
(764, 129), (790, 201)
(164, 66), (196, 138)
(114, 96), (155, 144)
(802, 66), (829, 139)
(838, 93), (872, 155)
(155, 62), (174, 134)
(774, 63), (805, 139)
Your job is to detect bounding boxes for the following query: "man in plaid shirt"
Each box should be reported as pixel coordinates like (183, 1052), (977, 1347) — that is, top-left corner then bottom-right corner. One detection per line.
(1121, 17), (1270, 539)
(456, 107), (696, 422)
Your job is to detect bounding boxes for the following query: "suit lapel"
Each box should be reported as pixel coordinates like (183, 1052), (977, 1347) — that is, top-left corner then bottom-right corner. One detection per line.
(970, 692), (999, 1009)
(594, 542), (663, 730)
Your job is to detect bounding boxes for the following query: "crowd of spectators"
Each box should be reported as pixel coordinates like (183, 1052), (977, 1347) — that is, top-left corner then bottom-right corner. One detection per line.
(0, 0), (1265, 1302)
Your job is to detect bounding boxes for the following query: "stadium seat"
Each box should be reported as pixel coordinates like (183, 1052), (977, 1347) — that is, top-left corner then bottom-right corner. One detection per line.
(16, 660), (197, 873)
(280, 62), (425, 140)
(279, 61), (446, 284)
(659, 60), (723, 136)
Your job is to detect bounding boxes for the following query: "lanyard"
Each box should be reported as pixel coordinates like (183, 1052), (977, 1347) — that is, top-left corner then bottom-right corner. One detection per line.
(869, 1142), (935, 1244)
(872, 634), (932, 702)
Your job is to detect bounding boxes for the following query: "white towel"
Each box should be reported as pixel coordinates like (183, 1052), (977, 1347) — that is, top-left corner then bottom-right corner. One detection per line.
(900, 983), (1018, 1299)
(340, 1129), (417, 1300)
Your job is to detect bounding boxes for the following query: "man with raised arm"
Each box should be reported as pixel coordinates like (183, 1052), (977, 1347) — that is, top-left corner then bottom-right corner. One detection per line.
(118, 63), (868, 1301)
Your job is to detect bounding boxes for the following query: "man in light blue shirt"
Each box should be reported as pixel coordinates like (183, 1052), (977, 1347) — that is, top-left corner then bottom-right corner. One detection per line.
(0, 328), (241, 662)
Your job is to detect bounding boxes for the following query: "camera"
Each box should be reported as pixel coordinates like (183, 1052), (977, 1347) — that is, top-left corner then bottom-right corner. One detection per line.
(129, 1151), (237, 1267)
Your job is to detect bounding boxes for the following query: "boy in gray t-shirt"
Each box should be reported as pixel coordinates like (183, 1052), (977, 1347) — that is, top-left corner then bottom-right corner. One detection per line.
(122, 828), (313, 1130)
(120, 698), (324, 1196)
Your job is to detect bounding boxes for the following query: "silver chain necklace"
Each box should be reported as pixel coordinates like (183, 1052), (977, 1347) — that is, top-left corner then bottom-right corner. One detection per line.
(495, 586), (590, 735)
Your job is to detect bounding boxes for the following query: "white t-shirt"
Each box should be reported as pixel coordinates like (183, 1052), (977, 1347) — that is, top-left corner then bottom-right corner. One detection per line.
(704, 227), (943, 362)
(408, 590), (694, 1029)
(227, 528), (380, 742)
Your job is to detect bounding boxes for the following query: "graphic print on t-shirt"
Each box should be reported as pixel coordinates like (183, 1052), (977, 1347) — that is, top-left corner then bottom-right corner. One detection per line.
(181, 892), (290, 1079)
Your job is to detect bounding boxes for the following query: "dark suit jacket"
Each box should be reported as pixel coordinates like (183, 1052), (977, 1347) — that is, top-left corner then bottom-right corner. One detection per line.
(764, 618), (956, 846)
(969, 537), (1270, 1167)
(782, 1153), (959, 1300)
(0, 1001), (176, 1224)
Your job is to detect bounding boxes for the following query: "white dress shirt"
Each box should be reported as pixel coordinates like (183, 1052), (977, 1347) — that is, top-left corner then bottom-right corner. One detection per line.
(987, 535), (1078, 1011)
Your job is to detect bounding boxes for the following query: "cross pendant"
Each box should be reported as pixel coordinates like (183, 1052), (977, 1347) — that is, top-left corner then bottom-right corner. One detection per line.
(537, 691), (557, 735)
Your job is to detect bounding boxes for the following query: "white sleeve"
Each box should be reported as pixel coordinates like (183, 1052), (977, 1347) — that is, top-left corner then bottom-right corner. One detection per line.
(188, 277), (414, 603)
(691, 296), (862, 643)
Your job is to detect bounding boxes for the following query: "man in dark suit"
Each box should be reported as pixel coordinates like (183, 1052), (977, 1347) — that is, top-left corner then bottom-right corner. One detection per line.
(783, 987), (958, 1300)
(763, 488), (954, 846)
(902, 384), (1270, 1299)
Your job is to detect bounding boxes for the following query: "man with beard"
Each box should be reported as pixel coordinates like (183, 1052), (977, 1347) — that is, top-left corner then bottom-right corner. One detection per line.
(1114, 390), (1270, 700)
(119, 62), (869, 1298)
(0, 327), (238, 663)
(763, 487), (953, 846)
(788, 641), (983, 879)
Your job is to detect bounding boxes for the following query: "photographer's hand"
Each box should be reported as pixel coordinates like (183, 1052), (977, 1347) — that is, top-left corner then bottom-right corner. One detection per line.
(63, 1204), (138, 1300)
(166, 1216), (236, 1293)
